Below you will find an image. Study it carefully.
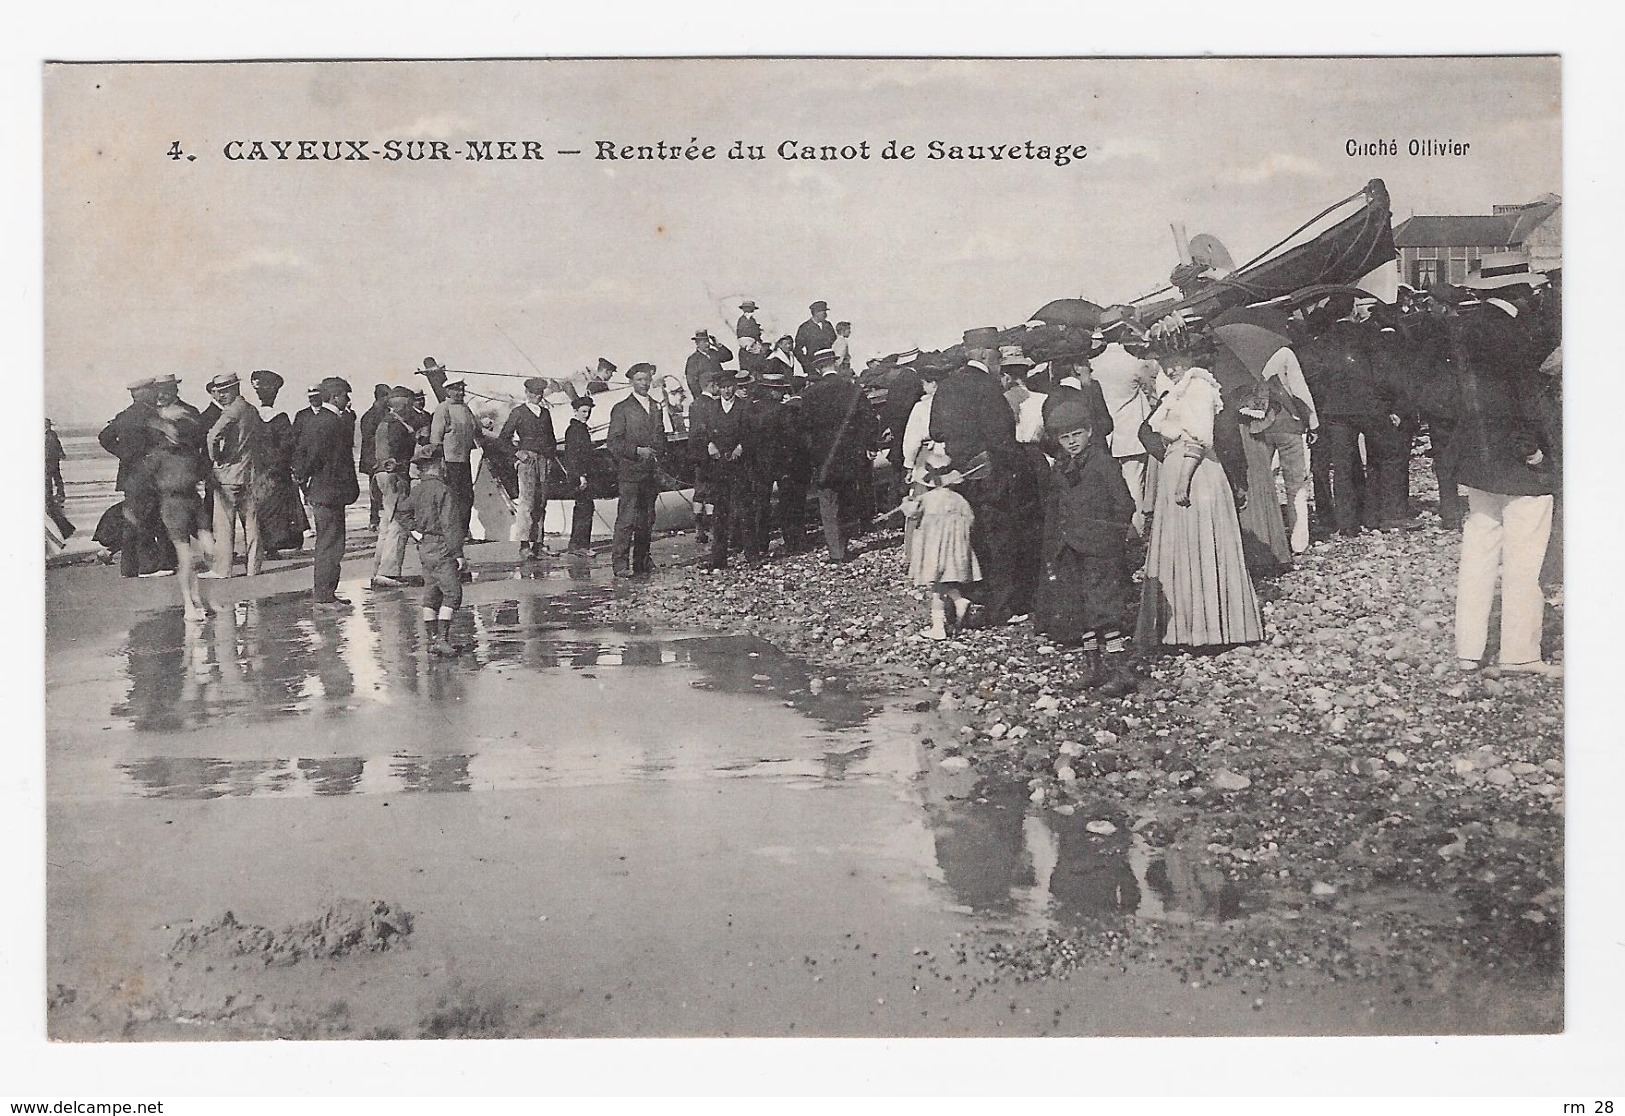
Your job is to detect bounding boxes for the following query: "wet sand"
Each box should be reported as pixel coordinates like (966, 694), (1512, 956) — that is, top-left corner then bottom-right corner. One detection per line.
(45, 541), (1559, 1039)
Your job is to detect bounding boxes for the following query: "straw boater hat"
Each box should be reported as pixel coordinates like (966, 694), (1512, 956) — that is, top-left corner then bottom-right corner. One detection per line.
(206, 372), (240, 391)
(998, 345), (1033, 371)
(812, 347), (838, 369)
(740, 300), (758, 312)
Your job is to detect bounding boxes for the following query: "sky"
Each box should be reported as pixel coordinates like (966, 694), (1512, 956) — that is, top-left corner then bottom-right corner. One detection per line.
(43, 56), (1560, 425)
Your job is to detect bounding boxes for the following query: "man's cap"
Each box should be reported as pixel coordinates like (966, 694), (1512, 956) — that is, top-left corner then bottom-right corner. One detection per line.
(524, 377), (550, 395)
(127, 375), (156, 391)
(443, 378), (466, 391)
(318, 376), (352, 399)
(739, 300), (758, 312)
(387, 386), (415, 401)
(627, 362), (657, 378)
(963, 326), (1000, 348)
(1047, 397), (1094, 437)
(693, 329), (711, 341)
(809, 300), (829, 314)
(597, 357), (617, 373)
(150, 374), (179, 387)
(812, 347), (838, 368)
(206, 372), (240, 391)
(249, 369), (284, 388)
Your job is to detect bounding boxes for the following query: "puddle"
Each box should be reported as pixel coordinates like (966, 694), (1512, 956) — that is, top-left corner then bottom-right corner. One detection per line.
(923, 783), (1247, 931)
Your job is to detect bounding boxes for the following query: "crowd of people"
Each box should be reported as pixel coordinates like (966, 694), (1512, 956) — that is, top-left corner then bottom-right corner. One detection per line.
(81, 266), (1562, 679)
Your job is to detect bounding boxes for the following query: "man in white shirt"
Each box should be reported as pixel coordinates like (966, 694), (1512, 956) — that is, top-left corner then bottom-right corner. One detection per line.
(1257, 344), (1318, 554)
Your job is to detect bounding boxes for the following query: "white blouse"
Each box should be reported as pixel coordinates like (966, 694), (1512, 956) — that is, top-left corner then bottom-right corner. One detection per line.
(1148, 366), (1223, 449)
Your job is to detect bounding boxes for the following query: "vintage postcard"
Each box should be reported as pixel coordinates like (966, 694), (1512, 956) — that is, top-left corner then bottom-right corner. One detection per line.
(41, 56), (1564, 1048)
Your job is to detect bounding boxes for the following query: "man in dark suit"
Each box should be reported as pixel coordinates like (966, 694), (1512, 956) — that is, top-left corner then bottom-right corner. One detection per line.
(607, 363), (666, 577)
(759, 371), (811, 554)
(358, 384), (392, 530)
(931, 353), (1020, 623)
(562, 396), (598, 555)
(292, 377), (361, 606)
(794, 300), (837, 379)
(802, 347), (876, 562)
(497, 377), (560, 559)
(684, 330), (734, 401)
(700, 371), (757, 569)
(99, 376), (176, 578)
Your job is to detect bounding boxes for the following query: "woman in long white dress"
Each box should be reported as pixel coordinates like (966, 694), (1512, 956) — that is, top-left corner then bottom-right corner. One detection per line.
(1134, 342), (1264, 648)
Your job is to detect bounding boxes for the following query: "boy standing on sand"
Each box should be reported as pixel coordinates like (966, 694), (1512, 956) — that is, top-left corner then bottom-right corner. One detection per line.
(396, 443), (465, 657)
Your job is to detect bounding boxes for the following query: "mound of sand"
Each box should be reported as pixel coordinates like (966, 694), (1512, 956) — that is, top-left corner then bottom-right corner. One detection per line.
(167, 900), (414, 967)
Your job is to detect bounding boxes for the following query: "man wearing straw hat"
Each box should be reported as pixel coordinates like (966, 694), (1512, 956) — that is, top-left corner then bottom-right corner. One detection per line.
(202, 371), (264, 578)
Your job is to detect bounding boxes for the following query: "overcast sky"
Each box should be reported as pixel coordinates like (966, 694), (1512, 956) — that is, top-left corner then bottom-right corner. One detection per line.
(43, 56), (1559, 425)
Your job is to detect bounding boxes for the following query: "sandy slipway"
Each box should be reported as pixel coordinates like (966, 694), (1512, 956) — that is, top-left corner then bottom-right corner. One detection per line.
(605, 508), (1564, 1000)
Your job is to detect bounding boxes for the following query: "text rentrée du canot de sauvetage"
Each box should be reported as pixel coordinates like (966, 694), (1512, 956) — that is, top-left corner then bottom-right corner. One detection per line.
(185, 137), (1091, 167)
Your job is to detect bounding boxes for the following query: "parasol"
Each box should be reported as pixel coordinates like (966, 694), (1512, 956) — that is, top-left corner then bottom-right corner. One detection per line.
(1211, 317), (1291, 381)
(1030, 298), (1104, 329)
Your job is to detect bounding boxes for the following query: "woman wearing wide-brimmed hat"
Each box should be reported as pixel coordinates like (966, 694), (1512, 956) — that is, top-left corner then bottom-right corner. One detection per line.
(1134, 336), (1264, 649)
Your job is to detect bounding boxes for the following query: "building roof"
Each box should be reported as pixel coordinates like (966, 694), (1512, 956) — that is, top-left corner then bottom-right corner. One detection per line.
(1393, 199), (1561, 249)
(1392, 215), (1518, 248)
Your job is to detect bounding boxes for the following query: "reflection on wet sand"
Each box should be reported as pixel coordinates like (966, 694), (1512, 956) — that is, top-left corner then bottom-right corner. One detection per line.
(921, 781), (1245, 931)
(111, 587), (868, 735)
(107, 584), (881, 800)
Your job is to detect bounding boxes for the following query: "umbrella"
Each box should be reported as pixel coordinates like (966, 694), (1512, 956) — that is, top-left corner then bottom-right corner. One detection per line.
(1211, 320), (1291, 381)
(1030, 298), (1104, 329)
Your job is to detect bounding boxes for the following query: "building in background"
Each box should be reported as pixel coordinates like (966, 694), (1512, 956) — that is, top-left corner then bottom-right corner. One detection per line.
(1393, 193), (1561, 288)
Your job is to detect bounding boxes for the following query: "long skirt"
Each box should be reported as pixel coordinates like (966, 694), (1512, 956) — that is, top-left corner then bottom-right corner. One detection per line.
(1238, 429), (1293, 573)
(1036, 547), (1131, 643)
(1135, 448), (1264, 647)
(254, 470), (309, 551)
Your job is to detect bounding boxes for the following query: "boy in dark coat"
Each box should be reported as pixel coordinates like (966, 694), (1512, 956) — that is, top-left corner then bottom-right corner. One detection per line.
(1036, 397), (1138, 695)
(563, 396), (597, 555)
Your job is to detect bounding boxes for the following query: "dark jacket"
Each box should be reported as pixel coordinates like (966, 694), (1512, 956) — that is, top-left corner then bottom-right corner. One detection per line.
(99, 401), (161, 492)
(1450, 304), (1555, 497)
(563, 418), (595, 489)
(606, 392), (665, 484)
(689, 394), (723, 464)
(793, 318), (837, 376)
(358, 398), (390, 474)
(498, 402), (558, 456)
(374, 414), (418, 475)
(292, 406), (361, 506)
(1043, 443), (1137, 560)
(769, 396), (812, 482)
(706, 397), (752, 463)
(803, 372), (875, 484)
(397, 473), (455, 539)
(929, 364), (1017, 472)
(735, 313), (763, 342)
(881, 368), (925, 473)
(1298, 319), (1395, 419)
(684, 341), (735, 400)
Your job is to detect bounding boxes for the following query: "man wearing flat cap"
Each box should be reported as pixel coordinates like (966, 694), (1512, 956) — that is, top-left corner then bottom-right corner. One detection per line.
(203, 371), (264, 578)
(370, 386), (419, 589)
(794, 301), (837, 379)
(497, 377), (560, 559)
(607, 362), (667, 577)
(430, 377), (478, 561)
(99, 376), (177, 578)
(292, 377), (360, 606)
(358, 384), (392, 532)
(685, 329), (735, 402)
